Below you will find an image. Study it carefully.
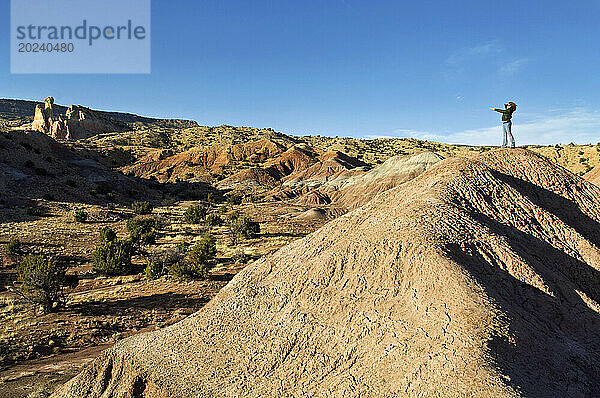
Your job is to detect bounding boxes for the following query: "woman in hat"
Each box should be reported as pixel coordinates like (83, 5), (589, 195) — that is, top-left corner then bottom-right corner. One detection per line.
(491, 102), (517, 148)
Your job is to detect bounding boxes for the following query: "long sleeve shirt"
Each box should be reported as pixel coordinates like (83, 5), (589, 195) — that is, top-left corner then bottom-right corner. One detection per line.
(494, 108), (514, 122)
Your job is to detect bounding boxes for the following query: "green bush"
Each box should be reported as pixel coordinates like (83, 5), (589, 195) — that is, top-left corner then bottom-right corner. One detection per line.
(167, 261), (188, 280)
(131, 201), (153, 215)
(92, 239), (133, 276)
(226, 194), (243, 205)
(206, 213), (223, 226)
(144, 260), (164, 280)
(92, 230), (133, 276)
(6, 238), (22, 255)
(98, 226), (117, 243)
(16, 255), (70, 313)
(185, 233), (217, 278)
(183, 205), (207, 224)
(228, 213), (260, 243)
(126, 216), (159, 246)
(170, 233), (216, 279)
(73, 209), (88, 223)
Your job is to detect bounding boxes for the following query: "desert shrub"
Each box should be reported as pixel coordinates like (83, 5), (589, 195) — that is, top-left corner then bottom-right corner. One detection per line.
(183, 205), (207, 224)
(131, 201), (153, 215)
(226, 194), (243, 205)
(185, 232), (217, 278)
(6, 238), (22, 255)
(144, 260), (163, 280)
(170, 233), (216, 279)
(145, 247), (184, 280)
(232, 248), (249, 264)
(206, 213), (223, 227)
(126, 216), (159, 246)
(92, 234), (133, 276)
(106, 203), (116, 210)
(16, 255), (70, 313)
(73, 209), (88, 223)
(98, 226), (117, 243)
(228, 213), (260, 243)
(167, 261), (188, 280)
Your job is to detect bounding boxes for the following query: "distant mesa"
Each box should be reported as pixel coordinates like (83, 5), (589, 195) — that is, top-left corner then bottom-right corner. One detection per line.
(29, 96), (126, 139)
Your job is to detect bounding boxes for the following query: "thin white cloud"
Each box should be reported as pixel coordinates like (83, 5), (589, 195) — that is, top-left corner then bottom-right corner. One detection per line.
(498, 58), (529, 76)
(445, 41), (502, 66)
(368, 109), (600, 146)
(445, 41), (530, 80)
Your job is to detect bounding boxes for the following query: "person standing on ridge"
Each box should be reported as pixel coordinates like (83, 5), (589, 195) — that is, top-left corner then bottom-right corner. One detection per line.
(491, 102), (517, 148)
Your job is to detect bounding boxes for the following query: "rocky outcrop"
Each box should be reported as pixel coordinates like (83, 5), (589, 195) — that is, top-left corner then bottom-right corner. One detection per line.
(31, 96), (54, 133)
(29, 98), (125, 139)
(52, 149), (600, 397)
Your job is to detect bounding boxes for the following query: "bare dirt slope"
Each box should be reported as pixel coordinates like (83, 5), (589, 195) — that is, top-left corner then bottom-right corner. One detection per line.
(51, 148), (600, 397)
(585, 166), (600, 187)
(330, 151), (444, 210)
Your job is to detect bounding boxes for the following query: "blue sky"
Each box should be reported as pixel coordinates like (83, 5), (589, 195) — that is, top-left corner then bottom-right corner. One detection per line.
(2, 0), (600, 145)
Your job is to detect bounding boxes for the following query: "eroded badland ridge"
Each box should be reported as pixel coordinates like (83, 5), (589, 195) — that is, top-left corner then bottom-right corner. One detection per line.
(1, 98), (600, 397)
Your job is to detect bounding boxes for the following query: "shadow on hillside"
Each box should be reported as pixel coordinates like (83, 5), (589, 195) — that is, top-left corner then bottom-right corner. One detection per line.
(491, 170), (600, 248)
(70, 293), (209, 316)
(444, 176), (600, 396)
(1, 131), (222, 209)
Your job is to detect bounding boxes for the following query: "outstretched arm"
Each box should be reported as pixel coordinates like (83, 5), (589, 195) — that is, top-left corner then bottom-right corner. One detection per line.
(491, 107), (508, 114)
